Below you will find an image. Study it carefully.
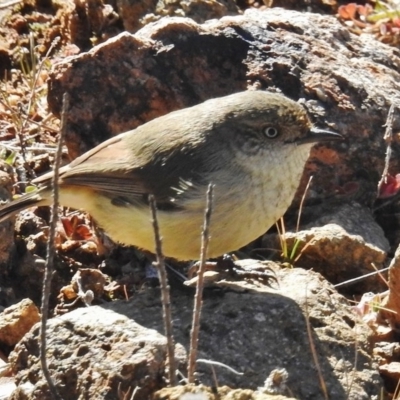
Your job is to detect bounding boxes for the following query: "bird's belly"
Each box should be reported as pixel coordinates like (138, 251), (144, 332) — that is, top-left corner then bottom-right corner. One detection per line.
(94, 189), (294, 261)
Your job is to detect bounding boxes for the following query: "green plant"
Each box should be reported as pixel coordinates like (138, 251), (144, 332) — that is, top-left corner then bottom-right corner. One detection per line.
(276, 176), (313, 266)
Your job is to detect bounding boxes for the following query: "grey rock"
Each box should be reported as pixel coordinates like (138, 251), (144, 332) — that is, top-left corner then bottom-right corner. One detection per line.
(9, 307), (186, 400)
(9, 266), (381, 399)
(263, 202), (389, 293)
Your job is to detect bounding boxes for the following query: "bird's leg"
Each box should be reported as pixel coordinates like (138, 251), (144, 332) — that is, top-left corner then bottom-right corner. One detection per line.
(185, 254), (278, 287)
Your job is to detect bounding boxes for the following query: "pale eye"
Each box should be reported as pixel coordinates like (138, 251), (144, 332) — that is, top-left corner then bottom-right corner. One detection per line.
(263, 127), (279, 139)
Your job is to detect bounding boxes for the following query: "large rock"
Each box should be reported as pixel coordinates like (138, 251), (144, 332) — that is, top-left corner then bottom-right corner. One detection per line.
(9, 266), (381, 399)
(262, 202), (389, 294)
(9, 306), (186, 400)
(115, 0), (241, 32)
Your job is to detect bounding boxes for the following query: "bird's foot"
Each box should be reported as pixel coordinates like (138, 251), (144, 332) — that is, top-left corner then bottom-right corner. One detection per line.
(184, 254), (278, 289)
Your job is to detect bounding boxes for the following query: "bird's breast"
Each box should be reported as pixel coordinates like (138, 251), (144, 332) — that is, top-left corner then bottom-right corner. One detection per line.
(186, 142), (312, 258)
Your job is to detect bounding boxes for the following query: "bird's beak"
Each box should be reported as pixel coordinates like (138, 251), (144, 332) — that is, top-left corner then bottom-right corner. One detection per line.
(297, 127), (343, 145)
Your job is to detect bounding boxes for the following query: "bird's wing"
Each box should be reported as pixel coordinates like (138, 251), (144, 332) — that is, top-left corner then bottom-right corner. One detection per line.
(35, 131), (208, 210)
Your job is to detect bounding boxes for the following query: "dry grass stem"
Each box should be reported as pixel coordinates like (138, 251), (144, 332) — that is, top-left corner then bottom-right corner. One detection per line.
(196, 359), (244, 375)
(39, 93), (69, 399)
(304, 285), (329, 400)
(187, 183), (214, 384)
(296, 175), (313, 232)
(149, 195), (176, 386)
(370, 262), (389, 287)
(117, 382), (139, 400)
(276, 217), (287, 259)
(333, 266), (390, 288)
(293, 239), (314, 264)
(377, 103), (395, 194)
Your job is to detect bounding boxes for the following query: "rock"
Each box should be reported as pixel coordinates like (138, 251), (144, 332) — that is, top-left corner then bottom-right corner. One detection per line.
(154, 384), (297, 399)
(7, 248), (46, 306)
(114, 267), (381, 399)
(0, 377), (16, 400)
(379, 362), (400, 394)
(262, 202), (389, 294)
(271, 0), (337, 13)
(0, 299), (40, 347)
(373, 341), (400, 365)
(9, 265), (381, 399)
(116, 0), (241, 33)
(9, 306), (186, 400)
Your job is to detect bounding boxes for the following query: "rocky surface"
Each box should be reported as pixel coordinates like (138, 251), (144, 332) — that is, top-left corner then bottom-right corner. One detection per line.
(0, 299), (40, 347)
(116, 0), (241, 33)
(9, 266), (381, 399)
(9, 305), (187, 400)
(153, 385), (297, 399)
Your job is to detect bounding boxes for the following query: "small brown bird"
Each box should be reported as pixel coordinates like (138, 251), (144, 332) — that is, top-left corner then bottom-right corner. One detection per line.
(0, 91), (341, 260)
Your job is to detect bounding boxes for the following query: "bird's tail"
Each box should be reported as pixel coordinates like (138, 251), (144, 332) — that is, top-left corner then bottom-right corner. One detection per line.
(0, 188), (49, 222)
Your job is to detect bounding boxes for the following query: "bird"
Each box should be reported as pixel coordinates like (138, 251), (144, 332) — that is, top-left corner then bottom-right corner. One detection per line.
(0, 90), (341, 260)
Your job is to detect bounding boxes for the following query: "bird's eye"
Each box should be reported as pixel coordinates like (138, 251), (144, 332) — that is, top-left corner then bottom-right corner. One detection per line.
(263, 127), (279, 139)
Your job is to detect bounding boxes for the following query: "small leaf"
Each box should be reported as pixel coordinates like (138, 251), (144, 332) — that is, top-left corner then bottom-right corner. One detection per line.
(4, 151), (16, 166)
(25, 185), (37, 193)
(338, 3), (357, 20)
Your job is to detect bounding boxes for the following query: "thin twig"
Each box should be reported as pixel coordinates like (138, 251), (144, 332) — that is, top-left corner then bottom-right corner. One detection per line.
(304, 284), (329, 400)
(276, 217), (287, 259)
(296, 175), (313, 232)
(149, 195), (176, 386)
(187, 184), (214, 383)
(333, 266), (390, 288)
(40, 93), (69, 400)
(377, 104), (395, 196)
(0, 143), (65, 153)
(370, 262), (389, 287)
(293, 238), (314, 264)
(196, 359), (244, 375)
